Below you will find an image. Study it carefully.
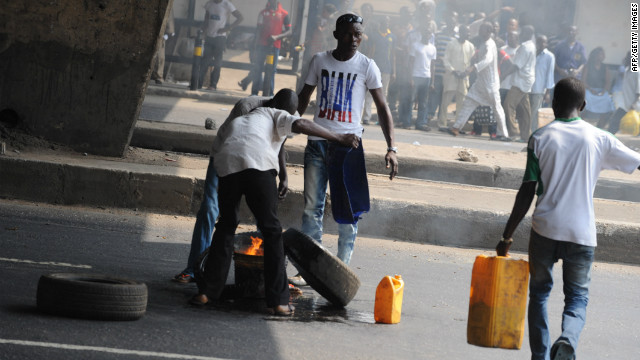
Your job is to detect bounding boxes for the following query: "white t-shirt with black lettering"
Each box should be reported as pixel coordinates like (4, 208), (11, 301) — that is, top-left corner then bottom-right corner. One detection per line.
(524, 117), (640, 246)
(304, 50), (382, 139)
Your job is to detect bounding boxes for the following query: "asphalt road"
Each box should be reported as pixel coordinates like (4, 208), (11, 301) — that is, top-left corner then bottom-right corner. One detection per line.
(1, 199), (639, 359)
(139, 94), (529, 152)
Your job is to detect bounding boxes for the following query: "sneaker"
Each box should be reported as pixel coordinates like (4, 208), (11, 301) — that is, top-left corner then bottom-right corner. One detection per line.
(490, 133), (497, 139)
(237, 81), (248, 91)
(172, 272), (195, 284)
(416, 125), (431, 132)
(551, 340), (575, 360)
(362, 119), (370, 125)
(288, 273), (307, 286)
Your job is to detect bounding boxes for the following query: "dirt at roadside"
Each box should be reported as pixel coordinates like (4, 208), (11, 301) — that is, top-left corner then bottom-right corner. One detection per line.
(0, 121), (529, 171)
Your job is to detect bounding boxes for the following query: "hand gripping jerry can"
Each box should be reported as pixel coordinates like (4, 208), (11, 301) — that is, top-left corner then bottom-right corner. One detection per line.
(374, 275), (404, 324)
(467, 255), (529, 349)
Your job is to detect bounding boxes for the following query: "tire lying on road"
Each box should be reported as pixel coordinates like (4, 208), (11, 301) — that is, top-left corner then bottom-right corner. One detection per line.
(37, 273), (148, 321)
(282, 228), (361, 307)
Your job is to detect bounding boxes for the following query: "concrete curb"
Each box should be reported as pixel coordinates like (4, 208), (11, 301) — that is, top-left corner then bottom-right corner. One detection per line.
(146, 84), (243, 105)
(131, 119), (640, 202)
(1, 154), (638, 265)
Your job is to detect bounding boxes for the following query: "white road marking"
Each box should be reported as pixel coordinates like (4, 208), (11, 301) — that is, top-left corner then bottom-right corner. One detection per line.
(0, 339), (229, 360)
(0, 257), (91, 269)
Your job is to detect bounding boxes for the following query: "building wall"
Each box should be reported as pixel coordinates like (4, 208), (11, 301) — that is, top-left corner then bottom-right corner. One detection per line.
(574, 0), (631, 65)
(0, 0), (172, 156)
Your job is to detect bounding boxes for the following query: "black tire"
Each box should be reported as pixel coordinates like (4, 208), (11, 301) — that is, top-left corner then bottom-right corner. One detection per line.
(37, 273), (147, 321)
(282, 228), (361, 307)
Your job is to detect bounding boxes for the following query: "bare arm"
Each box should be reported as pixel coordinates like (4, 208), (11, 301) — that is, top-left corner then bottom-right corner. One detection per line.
(370, 87), (398, 180)
(230, 10), (244, 29)
(297, 84), (315, 115)
(291, 119), (359, 148)
(555, 62), (569, 78)
(496, 181), (537, 256)
(277, 143), (288, 199)
(271, 27), (292, 42)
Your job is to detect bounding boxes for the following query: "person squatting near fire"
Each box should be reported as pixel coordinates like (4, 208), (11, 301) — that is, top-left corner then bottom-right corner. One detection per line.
(292, 13), (398, 286)
(497, 77), (640, 360)
(172, 93), (291, 284)
(190, 89), (360, 316)
(448, 22), (509, 140)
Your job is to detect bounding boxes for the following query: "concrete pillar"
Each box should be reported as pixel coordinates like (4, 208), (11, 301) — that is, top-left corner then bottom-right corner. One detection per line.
(0, 0), (173, 156)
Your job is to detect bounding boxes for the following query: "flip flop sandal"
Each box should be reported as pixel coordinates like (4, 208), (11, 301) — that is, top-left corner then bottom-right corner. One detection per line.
(267, 304), (295, 316)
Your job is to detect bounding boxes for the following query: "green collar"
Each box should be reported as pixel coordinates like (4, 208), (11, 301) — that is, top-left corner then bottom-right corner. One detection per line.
(555, 117), (581, 123)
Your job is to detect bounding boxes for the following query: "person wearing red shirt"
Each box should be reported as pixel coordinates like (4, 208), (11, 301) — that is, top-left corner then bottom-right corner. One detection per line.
(250, 0), (292, 96)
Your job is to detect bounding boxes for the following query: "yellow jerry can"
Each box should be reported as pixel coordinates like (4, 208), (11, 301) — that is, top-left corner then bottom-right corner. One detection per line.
(374, 275), (404, 324)
(467, 255), (529, 349)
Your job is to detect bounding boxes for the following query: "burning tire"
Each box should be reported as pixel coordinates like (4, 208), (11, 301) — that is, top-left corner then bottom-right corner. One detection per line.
(282, 228), (361, 307)
(37, 273), (147, 321)
(195, 231), (263, 282)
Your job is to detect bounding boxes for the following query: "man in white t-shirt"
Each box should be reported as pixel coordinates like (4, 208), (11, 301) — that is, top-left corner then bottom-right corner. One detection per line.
(199, 0), (243, 90)
(497, 78), (640, 360)
(295, 13), (398, 279)
(191, 89), (359, 316)
(172, 94), (290, 284)
(401, 23), (437, 131)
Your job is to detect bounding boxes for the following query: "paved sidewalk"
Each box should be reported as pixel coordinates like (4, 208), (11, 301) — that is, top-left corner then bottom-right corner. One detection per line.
(1, 146), (639, 265)
(132, 118), (640, 203)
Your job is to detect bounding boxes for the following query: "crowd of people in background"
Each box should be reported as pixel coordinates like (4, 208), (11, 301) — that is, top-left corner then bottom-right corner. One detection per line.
(159, 1), (638, 139)
(286, 0), (640, 140)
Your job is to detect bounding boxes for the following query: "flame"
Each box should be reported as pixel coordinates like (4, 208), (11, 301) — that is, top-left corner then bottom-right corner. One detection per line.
(244, 236), (264, 256)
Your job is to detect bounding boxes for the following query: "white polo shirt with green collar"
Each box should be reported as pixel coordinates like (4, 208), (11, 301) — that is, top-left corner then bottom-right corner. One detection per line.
(523, 117), (640, 246)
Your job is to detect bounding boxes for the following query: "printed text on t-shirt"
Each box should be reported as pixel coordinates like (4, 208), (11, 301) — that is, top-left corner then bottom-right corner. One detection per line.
(318, 69), (356, 123)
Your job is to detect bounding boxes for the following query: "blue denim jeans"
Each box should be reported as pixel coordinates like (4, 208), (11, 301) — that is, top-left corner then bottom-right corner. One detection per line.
(528, 230), (595, 360)
(414, 76), (431, 128)
(251, 45), (280, 96)
(182, 157), (219, 276)
(301, 140), (358, 264)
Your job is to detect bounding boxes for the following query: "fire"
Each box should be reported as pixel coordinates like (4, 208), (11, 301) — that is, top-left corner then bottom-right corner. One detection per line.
(244, 236), (264, 256)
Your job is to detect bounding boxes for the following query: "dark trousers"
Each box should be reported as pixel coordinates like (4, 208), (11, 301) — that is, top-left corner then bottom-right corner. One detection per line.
(604, 107), (627, 134)
(251, 45), (280, 96)
(427, 75), (444, 119)
(199, 36), (226, 89)
(387, 78), (400, 113)
(199, 169), (289, 307)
